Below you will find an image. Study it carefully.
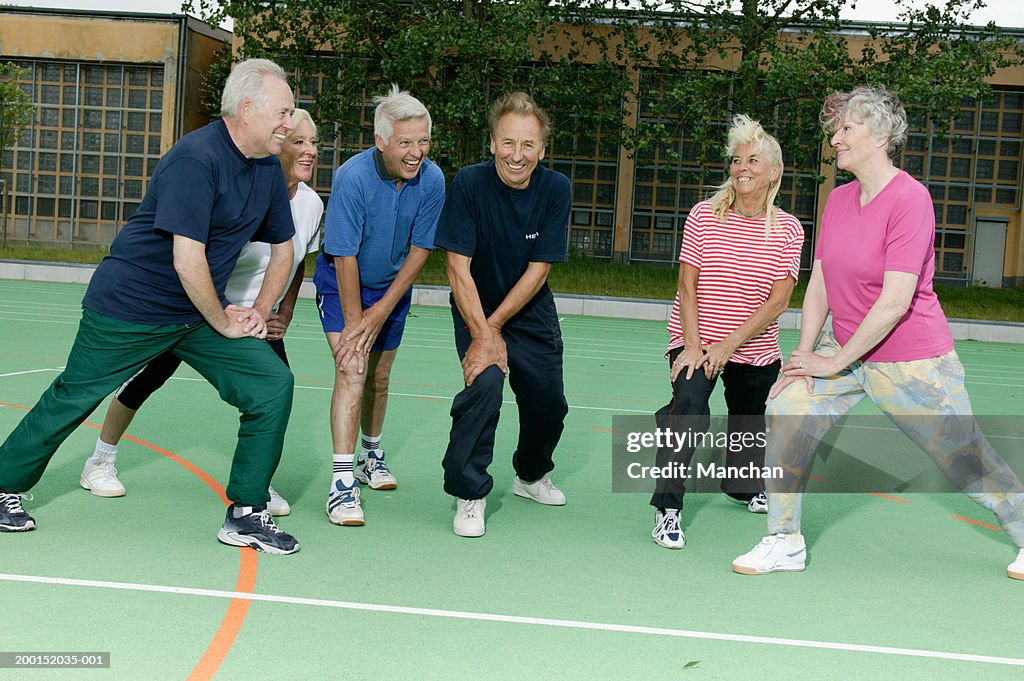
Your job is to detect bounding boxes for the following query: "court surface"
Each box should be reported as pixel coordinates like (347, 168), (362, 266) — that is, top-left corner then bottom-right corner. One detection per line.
(1, 278), (1023, 681)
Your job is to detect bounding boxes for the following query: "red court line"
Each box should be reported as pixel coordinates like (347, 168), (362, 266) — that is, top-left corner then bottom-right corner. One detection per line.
(592, 427), (624, 435)
(952, 515), (1003, 532)
(868, 492), (910, 504)
(1, 400), (257, 680)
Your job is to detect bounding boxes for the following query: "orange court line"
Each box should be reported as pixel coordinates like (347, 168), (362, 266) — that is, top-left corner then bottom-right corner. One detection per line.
(121, 434), (230, 506)
(867, 492), (910, 504)
(592, 427), (624, 435)
(1, 400), (257, 681)
(117, 432), (259, 680)
(186, 550), (258, 681)
(952, 515), (1003, 532)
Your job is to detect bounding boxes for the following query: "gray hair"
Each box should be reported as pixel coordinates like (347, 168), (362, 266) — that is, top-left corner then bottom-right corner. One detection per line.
(373, 84), (431, 144)
(220, 58), (288, 118)
(707, 114), (785, 234)
(820, 85), (908, 158)
(288, 108), (317, 139)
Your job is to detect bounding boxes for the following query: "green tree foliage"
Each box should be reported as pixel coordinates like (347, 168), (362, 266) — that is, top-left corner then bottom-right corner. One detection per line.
(604, 0), (1023, 178)
(185, 0), (630, 170)
(183, 0), (1022, 177)
(0, 62), (33, 165)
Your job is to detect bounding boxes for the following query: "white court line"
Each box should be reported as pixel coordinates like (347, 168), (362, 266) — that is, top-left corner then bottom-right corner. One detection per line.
(0, 371), (1016, 419)
(0, 572), (1020, 667)
(0, 369), (58, 378)
(167, 377), (657, 414)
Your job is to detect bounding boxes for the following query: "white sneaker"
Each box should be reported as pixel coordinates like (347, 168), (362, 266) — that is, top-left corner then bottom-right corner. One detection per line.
(354, 451), (397, 490)
(80, 455), (126, 498)
(454, 498), (486, 537)
(326, 479), (364, 526)
(1009, 548), (1024, 581)
(652, 509), (685, 549)
(513, 475), (566, 506)
(733, 534), (806, 575)
(267, 485), (290, 516)
(747, 492), (767, 514)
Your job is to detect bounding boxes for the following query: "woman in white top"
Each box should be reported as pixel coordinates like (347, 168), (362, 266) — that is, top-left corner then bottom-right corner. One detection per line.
(77, 109), (324, 514)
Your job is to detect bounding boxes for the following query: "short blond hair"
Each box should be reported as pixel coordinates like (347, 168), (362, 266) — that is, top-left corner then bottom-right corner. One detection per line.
(706, 114), (785, 233)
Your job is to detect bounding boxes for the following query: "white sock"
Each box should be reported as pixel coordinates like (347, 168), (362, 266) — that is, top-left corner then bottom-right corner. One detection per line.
(231, 504), (254, 518)
(89, 437), (118, 464)
(360, 434), (382, 460)
(332, 454), (355, 488)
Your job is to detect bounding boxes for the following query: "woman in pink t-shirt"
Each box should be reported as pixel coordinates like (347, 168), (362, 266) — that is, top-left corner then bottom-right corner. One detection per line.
(732, 86), (1024, 582)
(648, 115), (803, 550)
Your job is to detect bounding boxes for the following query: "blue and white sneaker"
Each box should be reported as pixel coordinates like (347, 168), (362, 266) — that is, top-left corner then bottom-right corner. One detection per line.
(0, 491), (35, 532)
(355, 451), (397, 490)
(217, 505), (299, 555)
(747, 492), (768, 514)
(326, 479), (365, 526)
(652, 508), (685, 549)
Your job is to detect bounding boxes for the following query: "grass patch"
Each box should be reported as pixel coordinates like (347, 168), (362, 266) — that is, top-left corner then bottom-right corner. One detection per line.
(0, 244), (109, 264)
(4, 244), (1022, 323)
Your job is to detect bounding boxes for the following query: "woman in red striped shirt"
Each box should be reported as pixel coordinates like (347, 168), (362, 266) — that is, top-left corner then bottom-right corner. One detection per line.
(650, 114), (804, 550)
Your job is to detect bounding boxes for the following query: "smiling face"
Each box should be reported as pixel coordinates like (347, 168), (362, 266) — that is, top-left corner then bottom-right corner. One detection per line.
(830, 112), (887, 175)
(375, 117), (431, 183)
(489, 112), (545, 189)
(729, 142), (778, 205)
(242, 75), (295, 159)
(278, 118), (317, 188)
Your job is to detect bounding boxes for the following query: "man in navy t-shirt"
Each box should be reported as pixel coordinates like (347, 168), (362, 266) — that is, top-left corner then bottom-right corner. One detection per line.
(0, 59), (302, 555)
(434, 91), (572, 538)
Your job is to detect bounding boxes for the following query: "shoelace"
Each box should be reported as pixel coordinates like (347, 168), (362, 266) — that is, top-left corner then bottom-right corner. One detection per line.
(462, 500), (482, 519)
(1, 492), (29, 514)
(253, 509), (283, 535)
(656, 512), (680, 535)
(332, 484), (360, 507)
(755, 534), (787, 553)
(365, 457), (391, 476)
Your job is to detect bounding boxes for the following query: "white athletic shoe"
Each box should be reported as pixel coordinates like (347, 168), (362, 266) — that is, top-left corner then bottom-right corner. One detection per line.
(267, 485), (290, 516)
(1009, 548), (1024, 581)
(513, 475), (566, 506)
(732, 534), (806, 575)
(326, 479), (364, 526)
(652, 509), (685, 549)
(80, 455), (126, 498)
(454, 498), (486, 537)
(354, 451), (397, 490)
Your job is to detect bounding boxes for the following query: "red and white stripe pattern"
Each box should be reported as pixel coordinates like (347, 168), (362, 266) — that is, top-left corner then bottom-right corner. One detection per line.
(666, 201), (804, 366)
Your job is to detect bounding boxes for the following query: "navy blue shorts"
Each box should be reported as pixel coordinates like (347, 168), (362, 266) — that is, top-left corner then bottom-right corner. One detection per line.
(315, 285), (412, 352)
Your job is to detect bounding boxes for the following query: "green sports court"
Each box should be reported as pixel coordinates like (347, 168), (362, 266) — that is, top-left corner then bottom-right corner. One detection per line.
(1, 278), (1022, 680)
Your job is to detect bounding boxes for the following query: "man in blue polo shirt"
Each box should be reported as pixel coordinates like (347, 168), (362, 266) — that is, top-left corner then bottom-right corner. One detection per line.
(0, 59), (301, 555)
(313, 84), (444, 526)
(435, 91), (572, 538)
